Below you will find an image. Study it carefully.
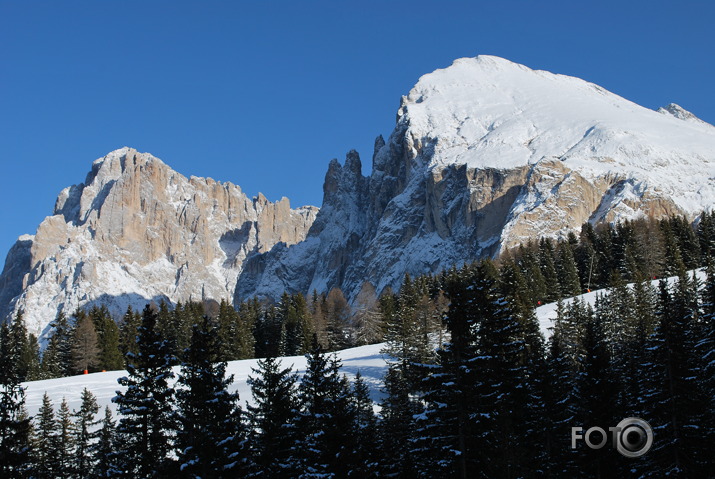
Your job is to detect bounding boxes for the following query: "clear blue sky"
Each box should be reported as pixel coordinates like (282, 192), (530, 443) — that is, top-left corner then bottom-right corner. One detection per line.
(1, 0), (714, 259)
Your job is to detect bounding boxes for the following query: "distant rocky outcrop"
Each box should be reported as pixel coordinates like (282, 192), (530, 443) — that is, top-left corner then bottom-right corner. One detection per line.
(0, 148), (317, 339)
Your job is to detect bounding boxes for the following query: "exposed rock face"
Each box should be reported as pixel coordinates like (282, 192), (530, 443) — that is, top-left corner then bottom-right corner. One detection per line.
(4, 56), (715, 338)
(236, 56), (715, 302)
(0, 148), (317, 339)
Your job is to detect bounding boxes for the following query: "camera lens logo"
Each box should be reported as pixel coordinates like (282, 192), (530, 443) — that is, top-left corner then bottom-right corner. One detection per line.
(571, 417), (653, 458)
(615, 417), (653, 458)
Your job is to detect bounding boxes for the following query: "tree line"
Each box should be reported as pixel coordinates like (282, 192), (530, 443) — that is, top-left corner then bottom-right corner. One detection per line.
(1, 212), (714, 477)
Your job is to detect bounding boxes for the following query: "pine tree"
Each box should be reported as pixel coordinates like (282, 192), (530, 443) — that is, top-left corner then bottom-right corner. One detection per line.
(7, 313), (42, 382)
(94, 407), (116, 479)
(42, 311), (74, 379)
(113, 304), (177, 477)
(56, 398), (76, 476)
(295, 344), (354, 478)
(640, 279), (710, 477)
(175, 316), (246, 478)
(33, 393), (58, 479)
(246, 356), (300, 479)
(412, 266), (482, 479)
(378, 365), (418, 478)
(71, 312), (100, 374)
(74, 388), (99, 478)
(0, 322), (32, 478)
(90, 305), (124, 371)
(118, 305), (141, 363)
(348, 372), (379, 478)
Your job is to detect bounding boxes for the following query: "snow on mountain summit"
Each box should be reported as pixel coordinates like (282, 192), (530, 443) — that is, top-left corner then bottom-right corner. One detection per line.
(3, 57), (715, 335)
(400, 56), (715, 194)
(238, 56), (715, 302)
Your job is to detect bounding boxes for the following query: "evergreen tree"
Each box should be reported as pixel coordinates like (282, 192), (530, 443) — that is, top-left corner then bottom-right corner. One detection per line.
(113, 304), (177, 477)
(348, 372), (379, 478)
(42, 312), (74, 379)
(74, 388), (99, 478)
(118, 305), (141, 363)
(71, 312), (100, 374)
(0, 322), (32, 478)
(640, 279), (710, 477)
(89, 306), (124, 371)
(175, 316), (246, 478)
(246, 356), (301, 479)
(94, 407), (116, 479)
(378, 365), (418, 478)
(56, 398), (76, 476)
(33, 393), (58, 479)
(295, 344), (354, 478)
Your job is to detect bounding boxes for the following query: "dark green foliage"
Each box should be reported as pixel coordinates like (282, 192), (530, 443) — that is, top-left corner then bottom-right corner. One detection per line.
(112, 304), (176, 477)
(118, 305), (141, 363)
(175, 316), (246, 478)
(74, 388), (99, 478)
(94, 407), (116, 478)
(32, 393), (57, 479)
(89, 305), (124, 371)
(246, 356), (300, 479)
(42, 312), (74, 379)
(0, 322), (32, 478)
(295, 344), (354, 478)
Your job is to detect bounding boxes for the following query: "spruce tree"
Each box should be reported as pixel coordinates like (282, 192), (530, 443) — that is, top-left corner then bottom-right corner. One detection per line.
(95, 407), (116, 479)
(42, 311), (74, 379)
(74, 388), (99, 478)
(295, 344), (354, 478)
(175, 316), (246, 478)
(113, 304), (177, 477)
(33, 393), (58, 479)
(0, 322), (32, 478)
(56, 398), (76, 476)
(118, 305), (141, 363)
(348, 372), (379, 478)
(90, 306), (124, 371)
(378, 364), (418, 478)
(71, 312), (100, 374)
(246, 356), (300, 479)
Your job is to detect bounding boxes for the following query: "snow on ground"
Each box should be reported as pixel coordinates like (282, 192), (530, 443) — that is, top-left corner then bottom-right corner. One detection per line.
(24, 267), (709, 417)
(22, 343), (390, 418)
(535, 268), (706, 339)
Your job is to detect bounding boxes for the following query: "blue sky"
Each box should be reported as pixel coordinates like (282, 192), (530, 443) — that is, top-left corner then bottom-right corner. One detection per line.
(1, 1), (714, 259)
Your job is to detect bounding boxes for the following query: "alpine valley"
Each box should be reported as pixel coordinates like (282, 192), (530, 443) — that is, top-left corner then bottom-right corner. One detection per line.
(2, 55), (715, 340)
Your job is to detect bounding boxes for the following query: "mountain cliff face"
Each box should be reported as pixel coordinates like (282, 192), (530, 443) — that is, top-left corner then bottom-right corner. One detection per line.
(236, 56), (715, 301)
(0, 148), (317, 338)
(3, 56), (715, 338)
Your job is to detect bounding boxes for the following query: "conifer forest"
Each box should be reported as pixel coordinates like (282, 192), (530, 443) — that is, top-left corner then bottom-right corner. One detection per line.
(1, 213), (714, 478)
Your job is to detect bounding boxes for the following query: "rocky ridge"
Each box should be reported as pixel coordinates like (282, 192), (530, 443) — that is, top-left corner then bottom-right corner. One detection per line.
(0, 148), (317, 339)
(3, 56), (715, 338)
(236, 56), (715, 302)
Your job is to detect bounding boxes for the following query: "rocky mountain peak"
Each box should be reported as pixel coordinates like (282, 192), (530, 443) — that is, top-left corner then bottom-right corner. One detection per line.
(236, 56), (715, 302)
(1, 149), (318, 340)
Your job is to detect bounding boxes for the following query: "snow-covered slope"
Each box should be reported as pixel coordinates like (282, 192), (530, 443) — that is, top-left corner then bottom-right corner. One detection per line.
(22, 343), (389, 417)
(534, 268), (707, 338)
(237, 56), (715, 301)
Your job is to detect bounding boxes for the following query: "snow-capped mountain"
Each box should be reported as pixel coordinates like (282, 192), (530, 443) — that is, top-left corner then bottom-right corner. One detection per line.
(237, 55), (715, 301)
(0, 148), (317, 339)
(3, 55), (715, 337)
